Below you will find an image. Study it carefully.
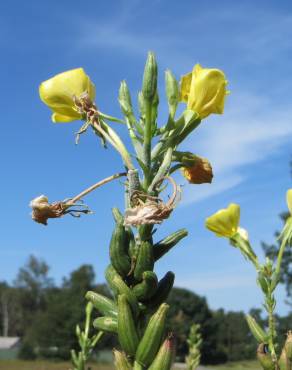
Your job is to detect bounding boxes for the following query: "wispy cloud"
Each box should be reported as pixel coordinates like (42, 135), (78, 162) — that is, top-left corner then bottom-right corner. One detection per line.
(183, 92), (292, 204)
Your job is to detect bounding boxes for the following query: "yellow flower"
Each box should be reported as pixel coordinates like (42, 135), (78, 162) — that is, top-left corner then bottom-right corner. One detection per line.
(182, 157), (213, 184)
(180, 64), (229, 119)
(39, 68), (95, 123)
(205, 203), (240, 238)
(287, 189), (292, 215)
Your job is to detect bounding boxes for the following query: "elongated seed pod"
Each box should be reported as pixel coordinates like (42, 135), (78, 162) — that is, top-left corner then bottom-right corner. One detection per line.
(135, 303), (169, 367)
(279, 347), (289, 370)
(133, 271), (158, 301)
(110, 221), (131, 277)
(113, 349), (132, 370)
(246, 315), (269, 343)
(285, 331), (292, 361)
(146, 271), (175, 309)
(112, 207), (124, 224)
(257, 344), (275, 370)
(148, 334), (175, 370)
(117, 294), (139, 356)
(85, 291), (117, 317)
(153, 229), (188, 261)
(105, 265), (139, 317)
(105, 264), (120, 295)
(93, 316), (118, 333)
(129, 237), (139, 260)
(134, 241), (154, 281)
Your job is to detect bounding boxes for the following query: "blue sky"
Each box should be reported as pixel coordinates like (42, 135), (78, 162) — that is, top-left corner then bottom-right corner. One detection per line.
(1, 0), (292, 315)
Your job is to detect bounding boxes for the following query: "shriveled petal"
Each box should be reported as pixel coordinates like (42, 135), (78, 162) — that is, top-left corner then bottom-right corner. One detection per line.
(205, 203), (240, 238)
(179, 72), (193, 102)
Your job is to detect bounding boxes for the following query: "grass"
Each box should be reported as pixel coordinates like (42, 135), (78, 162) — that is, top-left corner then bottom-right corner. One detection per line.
(0, 360), (261, 370)
(209, 360), (260, 369)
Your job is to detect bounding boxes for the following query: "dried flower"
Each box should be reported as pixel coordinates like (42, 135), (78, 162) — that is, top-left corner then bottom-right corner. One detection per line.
(182, 156), (213, 184)
(124, 177), (180, 226)
(30, 195), (91, 225)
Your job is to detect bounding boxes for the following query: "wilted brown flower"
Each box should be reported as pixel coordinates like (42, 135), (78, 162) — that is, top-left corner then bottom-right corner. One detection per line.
(30, 195), (67, 225)
(30, 195), (91, 225)
(124, 177), (180, 226)
(182, 157), (213, 184)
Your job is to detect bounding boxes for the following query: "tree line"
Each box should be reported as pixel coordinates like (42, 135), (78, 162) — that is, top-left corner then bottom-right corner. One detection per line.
(0, 255), (291, 364)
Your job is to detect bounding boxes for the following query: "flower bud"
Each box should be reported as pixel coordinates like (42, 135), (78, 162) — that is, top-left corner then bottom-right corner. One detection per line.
(39, 68), (95, 123)
(118, 80), (133, 116)
(205, 203), (240, 238)
(180, 64), (229, 119)
(165, 69), (179, 117)
(142, 52), (158, 101)
(182, 156), (213, 184)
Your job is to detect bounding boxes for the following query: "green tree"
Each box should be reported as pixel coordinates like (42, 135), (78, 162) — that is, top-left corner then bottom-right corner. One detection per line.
(167, 287), (226, 364)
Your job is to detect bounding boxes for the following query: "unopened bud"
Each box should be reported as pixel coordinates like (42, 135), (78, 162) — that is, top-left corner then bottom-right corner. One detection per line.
(119, 80), (133, 116)
(142, 51), (158, 100)
(165, 69), (179, 117)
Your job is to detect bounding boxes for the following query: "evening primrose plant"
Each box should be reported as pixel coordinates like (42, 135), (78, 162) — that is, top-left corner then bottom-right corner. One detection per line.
(206, 191), (292, 370)
(31, 52), (228, 370)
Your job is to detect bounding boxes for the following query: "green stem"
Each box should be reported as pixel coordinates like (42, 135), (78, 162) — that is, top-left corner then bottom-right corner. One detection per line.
(143, 101), (153, 188)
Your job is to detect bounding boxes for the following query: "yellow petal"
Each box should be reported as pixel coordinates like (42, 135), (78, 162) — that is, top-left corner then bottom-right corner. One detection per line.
(205, 203), (240, 238)
(287, 189), (292, 215)
(39, 68), (95, 123)
(52, 112), (81, 123)
(179, 72), (192, 102)
(181, 64), (229, 119)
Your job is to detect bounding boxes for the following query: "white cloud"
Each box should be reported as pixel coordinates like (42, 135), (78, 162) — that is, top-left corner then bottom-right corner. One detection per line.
(182, 91), (292, 204)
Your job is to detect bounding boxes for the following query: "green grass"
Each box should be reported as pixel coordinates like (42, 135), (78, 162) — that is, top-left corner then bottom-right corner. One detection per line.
(0, 360), (261, 370)
(209, 360), (260, 370)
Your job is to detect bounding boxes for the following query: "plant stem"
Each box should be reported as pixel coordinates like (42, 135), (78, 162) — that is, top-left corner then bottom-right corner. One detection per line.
(143, 101), (153, 188)
(69, 172), (127, 204)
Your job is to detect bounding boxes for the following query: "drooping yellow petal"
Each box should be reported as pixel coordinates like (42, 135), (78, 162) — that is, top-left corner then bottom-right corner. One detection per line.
(39, 68), (95, 123)
(205, 203), (240, 238)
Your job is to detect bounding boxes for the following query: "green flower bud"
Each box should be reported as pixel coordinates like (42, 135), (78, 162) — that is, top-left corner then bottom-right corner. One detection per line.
(119, 80), (133, 116)
(142, 52), (158, 101)
(165, 69), (179, 117)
